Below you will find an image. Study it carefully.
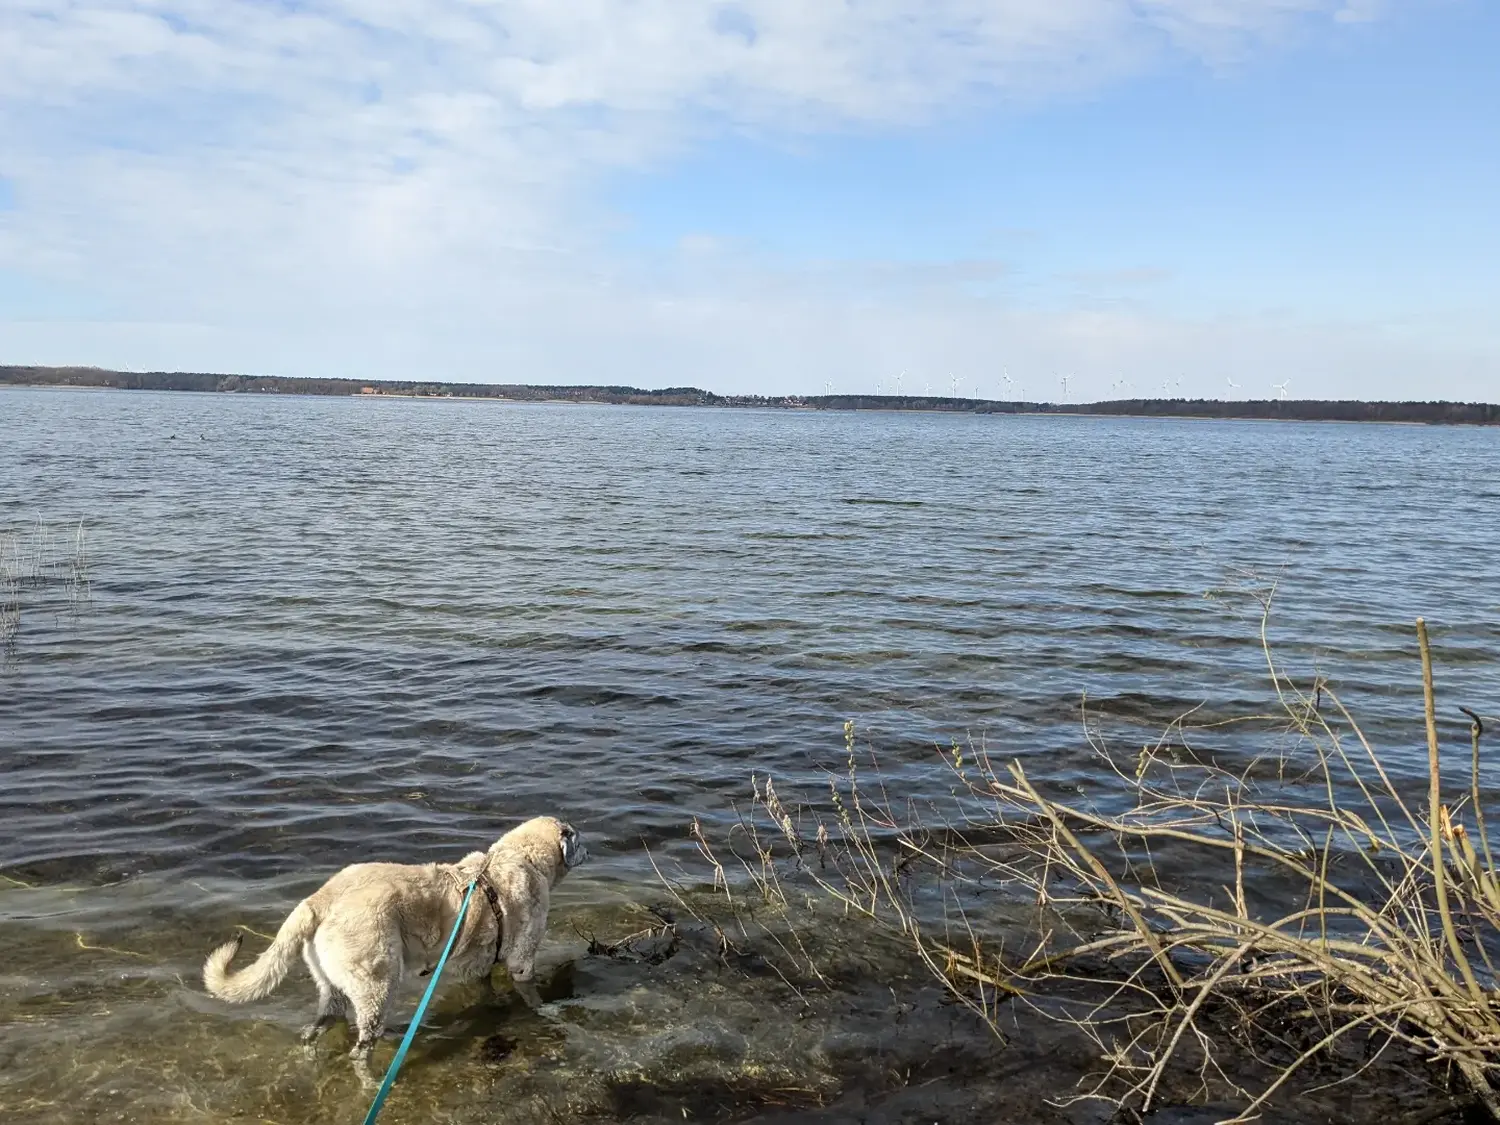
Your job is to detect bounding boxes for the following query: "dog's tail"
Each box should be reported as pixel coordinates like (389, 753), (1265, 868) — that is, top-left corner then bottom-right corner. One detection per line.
(202, 899), (318, 1004)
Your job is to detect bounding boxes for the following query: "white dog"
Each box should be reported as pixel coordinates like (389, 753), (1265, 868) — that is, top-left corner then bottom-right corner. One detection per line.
(203, 816), (586, 1059)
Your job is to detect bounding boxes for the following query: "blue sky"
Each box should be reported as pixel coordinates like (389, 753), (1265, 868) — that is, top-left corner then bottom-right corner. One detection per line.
(1, 1), (1496, 401)
(612, 13), (1498, 319)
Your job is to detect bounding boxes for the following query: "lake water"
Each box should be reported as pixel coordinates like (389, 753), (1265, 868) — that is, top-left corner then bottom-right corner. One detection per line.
(2, 386), (1498, 1123)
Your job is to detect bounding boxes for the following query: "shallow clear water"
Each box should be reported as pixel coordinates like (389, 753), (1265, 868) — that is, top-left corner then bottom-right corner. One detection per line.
(2, 386), (1498, 1122)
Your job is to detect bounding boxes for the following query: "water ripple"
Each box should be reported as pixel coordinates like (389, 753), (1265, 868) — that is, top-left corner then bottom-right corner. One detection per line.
(2, 389), (1498, 897)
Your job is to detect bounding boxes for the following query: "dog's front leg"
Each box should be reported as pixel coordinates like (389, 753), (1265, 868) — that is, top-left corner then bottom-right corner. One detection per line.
(504, 906), (548, 989)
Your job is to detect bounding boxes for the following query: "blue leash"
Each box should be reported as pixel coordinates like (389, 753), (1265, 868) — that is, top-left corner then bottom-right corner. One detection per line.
(361, 877), (478, 1125)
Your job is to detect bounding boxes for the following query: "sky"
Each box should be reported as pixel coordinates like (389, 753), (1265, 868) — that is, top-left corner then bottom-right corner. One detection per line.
(1, 1), (1497, 402)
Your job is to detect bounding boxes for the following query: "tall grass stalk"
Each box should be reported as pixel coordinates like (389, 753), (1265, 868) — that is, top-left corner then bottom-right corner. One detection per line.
(0, 517), (92, 652)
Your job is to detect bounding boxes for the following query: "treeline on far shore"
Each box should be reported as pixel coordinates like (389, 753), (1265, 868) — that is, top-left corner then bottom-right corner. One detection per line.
(3, 365), (1496, 425)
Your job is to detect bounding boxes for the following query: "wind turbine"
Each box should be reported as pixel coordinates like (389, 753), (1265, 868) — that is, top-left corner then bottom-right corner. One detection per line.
(1002, 369), (1014, 399)
(1273, 380), (1290, 401)
(1059, 373), (1071, 401)
(895, 370), (905, 395)
(1227, 376), (1241, 390)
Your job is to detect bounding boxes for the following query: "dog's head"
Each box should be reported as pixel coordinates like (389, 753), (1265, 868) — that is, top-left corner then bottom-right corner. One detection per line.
(491, 815), (588, 881)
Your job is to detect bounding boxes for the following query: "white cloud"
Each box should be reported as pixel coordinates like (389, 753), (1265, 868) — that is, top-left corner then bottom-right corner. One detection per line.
(4, 0), (1487, 401)
(1335, 0), (1387, 23)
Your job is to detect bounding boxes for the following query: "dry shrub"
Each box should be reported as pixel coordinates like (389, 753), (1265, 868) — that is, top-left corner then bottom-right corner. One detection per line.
(669, 611), (1500, 1122)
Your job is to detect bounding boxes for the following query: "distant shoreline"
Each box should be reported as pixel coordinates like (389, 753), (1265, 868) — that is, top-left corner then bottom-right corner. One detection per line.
(3, 364), (1497, 426)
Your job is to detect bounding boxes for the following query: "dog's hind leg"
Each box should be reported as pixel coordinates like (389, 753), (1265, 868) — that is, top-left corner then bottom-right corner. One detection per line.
(347, 987), (388, 1055)
(340, 976), (391, 1091)
(343, 958), (398, 1062)
(299, 943), (346, 1044)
